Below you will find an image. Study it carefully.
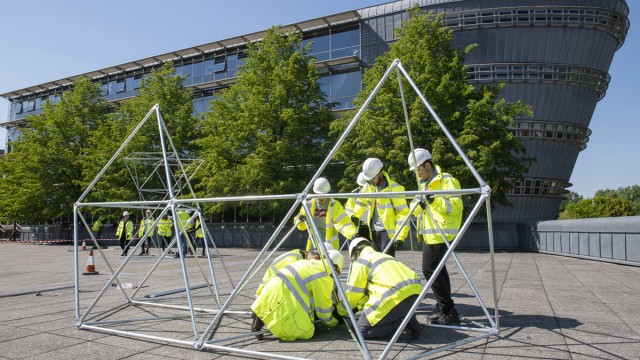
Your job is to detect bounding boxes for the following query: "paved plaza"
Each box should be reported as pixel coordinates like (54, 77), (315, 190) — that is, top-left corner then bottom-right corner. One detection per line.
(1, 242), (639, 359)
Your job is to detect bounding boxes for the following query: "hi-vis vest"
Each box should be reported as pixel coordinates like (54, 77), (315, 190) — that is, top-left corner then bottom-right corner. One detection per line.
(177, 211), (192, 233)
(340, 246), (421, 326)
(256, 249), (305, 296)
(295, 198), (357, 251)
(138, 217), (155, 237)
(251, 259), (338, 341)
(411, 165), (463, 245)
(116, 220), (133, 240)
(157, 217), (172, 237)
(194, 218), (204, 239)
(353, 171), (410, 241)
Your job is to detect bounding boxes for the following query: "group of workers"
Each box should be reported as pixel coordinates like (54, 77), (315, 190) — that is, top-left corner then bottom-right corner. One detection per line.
(251, 147), (464, 341)
(115, 209), (209, 258)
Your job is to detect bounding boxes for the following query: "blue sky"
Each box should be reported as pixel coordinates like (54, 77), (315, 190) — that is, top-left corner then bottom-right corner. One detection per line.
(0, 1), (637, 198)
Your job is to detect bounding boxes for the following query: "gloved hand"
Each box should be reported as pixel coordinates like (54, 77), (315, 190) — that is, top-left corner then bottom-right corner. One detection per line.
(395, 240), (404, 249)
(333, 308), (345, 325)
(350, 215), (359, 224)
(297, 214), (306, 222)
(418, 199), (426, 210)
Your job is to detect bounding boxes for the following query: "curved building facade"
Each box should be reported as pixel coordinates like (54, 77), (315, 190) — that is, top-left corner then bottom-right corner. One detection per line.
(1, 0), (630, 224)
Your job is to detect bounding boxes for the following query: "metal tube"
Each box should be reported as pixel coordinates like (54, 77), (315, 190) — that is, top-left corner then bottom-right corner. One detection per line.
(485, 195), (500, 331)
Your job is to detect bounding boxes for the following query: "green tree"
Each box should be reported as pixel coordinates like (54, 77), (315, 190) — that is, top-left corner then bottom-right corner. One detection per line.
(559, 196), (634, 219)
(195, 27), (334, 218)
(81, 63), (197, 212)
(0, 79), (108, 223)
(558, 191), (584, 214)
(330, 7), (532, 206)
(595, 185), (640, 215)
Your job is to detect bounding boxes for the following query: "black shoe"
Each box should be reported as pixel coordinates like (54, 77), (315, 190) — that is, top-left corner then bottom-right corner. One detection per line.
(428, 304), (445, 321)
(408, 316), (421, 339)
(174, 253), (180, 258)
(431, 307), (461, 326)
(251, 312), (264, 340)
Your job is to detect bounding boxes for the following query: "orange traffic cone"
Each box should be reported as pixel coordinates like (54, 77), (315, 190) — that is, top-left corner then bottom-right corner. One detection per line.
(82, 250), (100, 275)
(81, 239), (87, 251)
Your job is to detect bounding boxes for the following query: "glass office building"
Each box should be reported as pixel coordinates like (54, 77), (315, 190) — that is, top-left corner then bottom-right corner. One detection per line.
(1, 0), (630, 224)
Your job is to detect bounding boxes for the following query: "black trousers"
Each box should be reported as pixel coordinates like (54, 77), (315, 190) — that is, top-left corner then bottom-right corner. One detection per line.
(357, 294), (420, 339)
(422, 242), (454, 308)
(371, 230), (395, 257)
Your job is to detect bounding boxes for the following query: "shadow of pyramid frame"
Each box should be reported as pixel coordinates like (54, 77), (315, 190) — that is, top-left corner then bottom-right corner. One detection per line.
(73, 59), (500, 359)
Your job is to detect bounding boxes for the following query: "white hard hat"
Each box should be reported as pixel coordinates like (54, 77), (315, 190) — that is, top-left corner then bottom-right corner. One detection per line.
(356, 172), (367, 187)
(313, 177), (331, 194)
(408, 148), (432, 171)
(323, 242), (335, 251)
(362, 158), (383, 180)
(146, 209), (151, 214)
(348, 237), (371, 258)
(328, 250), (344, 274)
(123, 211), (130, 216)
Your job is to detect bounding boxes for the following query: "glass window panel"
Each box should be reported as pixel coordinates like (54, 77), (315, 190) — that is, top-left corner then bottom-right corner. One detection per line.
(25, 100), (35, 112)
(14, 102), (22, 114)
(125, 77), (134, 92)
(226, 54), (238, 71)
(332, 29), (359, 51)
(317, 76), (330, 97)
(133, 74), (143, 89)
(214, 57), (226, 73)
(181, 63), (193, 78)
(307, 35), (330, 55)
(330, 70), (361, 99)
(192, 60), (204, 77)
(115, 80), (126, 93)
(100, 83), (108, 95)
(108, 80), (117, 94)
(35, 97), (42, 109)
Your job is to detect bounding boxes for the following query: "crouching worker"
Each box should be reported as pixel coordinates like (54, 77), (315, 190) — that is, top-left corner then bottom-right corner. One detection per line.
(251, 249), (344, 341)
(339, 237), (422, 339)
(255, 243), (335, 296)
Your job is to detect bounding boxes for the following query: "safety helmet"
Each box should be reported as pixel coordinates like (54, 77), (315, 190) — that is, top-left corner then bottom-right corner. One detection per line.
(123, 211), (130, 216)
(328, 250), (344, 275)
(146, 209), (151, 214)
(356, 172), (367, 187)
(323, 242), (335, 251)
(313, 177), (331, 194)
(362, 158), (383, 180)
(408, 148), (432, 171)
(348, 237), (371, 258)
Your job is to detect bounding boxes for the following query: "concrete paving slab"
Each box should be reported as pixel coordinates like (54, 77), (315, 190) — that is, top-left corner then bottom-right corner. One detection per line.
(1, 243), (640, 359)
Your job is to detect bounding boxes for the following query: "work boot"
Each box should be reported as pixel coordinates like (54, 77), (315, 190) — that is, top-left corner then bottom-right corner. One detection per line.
(251, 312), (264, 340)
(428, 304), (445, 321)
(408, 316), (422, 340)
(430, 307), (461, 326)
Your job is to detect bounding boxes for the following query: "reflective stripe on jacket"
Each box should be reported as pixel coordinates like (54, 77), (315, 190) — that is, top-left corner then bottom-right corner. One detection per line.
(295, 198), (357, 251)
(157, 218), (172, 237)
(256, 249), (304, 296)
(410, 165), (463, 245)
(194, 218), (204, 239)
(341, 246), (421, 326)
(353, 171), (410, 241)
(116, 220), (133, 240)
(177, 211), (192, 233)
(251, 259), (338, 341)
(138, 217), (155, 237)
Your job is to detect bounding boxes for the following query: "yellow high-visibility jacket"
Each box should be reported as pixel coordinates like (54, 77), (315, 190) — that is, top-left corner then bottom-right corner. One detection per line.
(295, 198), (357, 251)
(251, 259), (339, 341)
(410, 165), (463, 245)
(353, 171), (410, 241)
(157, 218), (173, 237)
(138, 217), (155, 237)
(177, 211), (192, 233)
(116, 220), (133, 240)
(340, 246), (421, 326)
(256, 249), (305, 296)
(194, 218), (204, 239)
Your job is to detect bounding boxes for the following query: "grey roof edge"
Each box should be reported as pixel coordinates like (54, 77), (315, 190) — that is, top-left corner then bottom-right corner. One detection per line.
(534, 216), (640, 233)
(357, 0), (463, 18)
(1, 10), (361, 101)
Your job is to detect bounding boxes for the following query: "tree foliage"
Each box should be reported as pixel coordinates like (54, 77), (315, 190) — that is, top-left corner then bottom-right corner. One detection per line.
(559, 185), (640, 219)
(195, 27), (334, 218)
(0, 79), (108, 223)
(330, 7), (533, 206)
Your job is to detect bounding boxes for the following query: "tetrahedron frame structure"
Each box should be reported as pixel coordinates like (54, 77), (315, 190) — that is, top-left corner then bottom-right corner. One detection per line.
(74, 59), (500, 359)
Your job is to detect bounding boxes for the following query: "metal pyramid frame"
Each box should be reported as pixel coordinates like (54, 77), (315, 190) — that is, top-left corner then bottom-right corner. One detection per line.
(73, 59), (500, 359)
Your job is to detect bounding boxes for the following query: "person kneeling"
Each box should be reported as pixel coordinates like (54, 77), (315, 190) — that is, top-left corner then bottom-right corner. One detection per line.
(251, 250), (344, 341)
